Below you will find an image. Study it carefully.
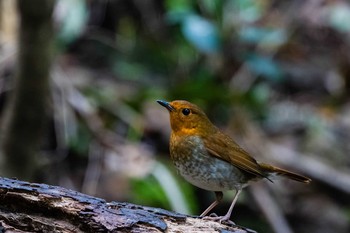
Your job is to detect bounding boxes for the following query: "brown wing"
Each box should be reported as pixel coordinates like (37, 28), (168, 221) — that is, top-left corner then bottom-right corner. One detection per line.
(203, 129), (268, 179)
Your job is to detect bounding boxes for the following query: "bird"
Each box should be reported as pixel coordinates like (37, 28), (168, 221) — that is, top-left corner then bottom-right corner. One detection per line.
(157, 99), (311, 223)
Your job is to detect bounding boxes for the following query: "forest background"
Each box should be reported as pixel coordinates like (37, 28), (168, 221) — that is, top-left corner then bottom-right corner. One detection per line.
(0, 1), (350, 233)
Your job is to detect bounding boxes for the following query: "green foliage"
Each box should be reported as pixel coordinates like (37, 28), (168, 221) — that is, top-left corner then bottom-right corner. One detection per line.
(130, 176), (171, 210)
(239, 27), (287, 48)
(328, 3), (350, 33)
(68, 123), (91, 156)
(232, 0), (266, 23)
(245, 54), (284, 82)
(56, 0), (88, 46)
(246, 83), (272, 118)
(181, 14), (220, 53)
(130, 162), (198, 214)
(170, 73), (230, 103)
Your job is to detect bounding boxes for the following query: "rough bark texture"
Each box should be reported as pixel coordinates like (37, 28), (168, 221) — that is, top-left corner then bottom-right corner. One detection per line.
(0, 177), (255, 233)
(0, 0), (53, 179)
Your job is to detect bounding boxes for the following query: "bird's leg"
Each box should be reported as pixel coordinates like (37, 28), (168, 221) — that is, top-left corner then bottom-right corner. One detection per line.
(203, 189), (242, 224)
(220, 189), (242, 222)
(200, 191), (223, 217)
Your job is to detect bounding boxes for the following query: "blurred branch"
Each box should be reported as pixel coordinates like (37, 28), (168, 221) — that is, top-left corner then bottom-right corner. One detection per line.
(249, 183), (293, 233)
(0, 0), (54, 180)
(52, 67), (124, 153)
(81, 140), (103, 195)
(266, 143), (350, 194)
(52, 66), (155, 191)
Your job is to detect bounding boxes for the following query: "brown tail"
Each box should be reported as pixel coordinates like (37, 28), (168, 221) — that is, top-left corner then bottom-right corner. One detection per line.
(260, 163), (311, 183)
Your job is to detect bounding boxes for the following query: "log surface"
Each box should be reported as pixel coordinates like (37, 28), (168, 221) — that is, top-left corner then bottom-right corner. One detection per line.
(0, 177), (254, 233)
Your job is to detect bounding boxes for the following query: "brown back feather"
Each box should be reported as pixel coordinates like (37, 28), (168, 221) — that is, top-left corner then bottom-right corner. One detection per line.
(203, 129), (270, 180)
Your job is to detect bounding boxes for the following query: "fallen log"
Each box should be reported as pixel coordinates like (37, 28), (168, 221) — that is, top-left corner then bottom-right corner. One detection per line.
(0, 177), (254, 233)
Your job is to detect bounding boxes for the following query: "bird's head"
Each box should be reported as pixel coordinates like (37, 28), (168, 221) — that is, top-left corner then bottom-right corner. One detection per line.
(157, 100), (214, 135)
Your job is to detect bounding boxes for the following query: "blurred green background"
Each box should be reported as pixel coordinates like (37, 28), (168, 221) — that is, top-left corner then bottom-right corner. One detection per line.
(0, 0), (350, 232)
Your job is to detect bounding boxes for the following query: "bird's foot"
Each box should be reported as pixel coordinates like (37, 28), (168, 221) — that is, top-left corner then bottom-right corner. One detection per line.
(202, 213), (235, 225)
(203, 213), (257, 233)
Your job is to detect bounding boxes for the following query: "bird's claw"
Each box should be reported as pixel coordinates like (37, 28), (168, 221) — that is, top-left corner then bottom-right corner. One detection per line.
(202, 213), (235, 225)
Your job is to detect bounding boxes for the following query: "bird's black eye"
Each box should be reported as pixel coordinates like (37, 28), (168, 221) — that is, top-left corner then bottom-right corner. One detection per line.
(182, 108), (191, 116)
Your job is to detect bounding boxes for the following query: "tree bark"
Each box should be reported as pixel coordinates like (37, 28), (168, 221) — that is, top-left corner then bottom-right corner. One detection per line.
(0, 177), (255, 233)
(0, 0), (54, 179)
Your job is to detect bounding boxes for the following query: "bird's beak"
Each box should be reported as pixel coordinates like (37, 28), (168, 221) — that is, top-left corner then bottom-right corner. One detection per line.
(157, 100), (175, 112)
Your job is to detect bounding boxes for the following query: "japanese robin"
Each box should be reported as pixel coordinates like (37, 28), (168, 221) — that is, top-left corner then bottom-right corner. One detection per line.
(157, 100), (311, 222)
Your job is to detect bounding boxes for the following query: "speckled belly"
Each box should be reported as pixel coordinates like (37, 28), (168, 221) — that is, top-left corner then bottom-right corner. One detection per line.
(171, 135), (250, 191)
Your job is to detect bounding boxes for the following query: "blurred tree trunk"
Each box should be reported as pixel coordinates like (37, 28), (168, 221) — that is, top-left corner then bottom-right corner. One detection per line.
(0, 0), (2, 30)
(0, 0), (54, 180)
